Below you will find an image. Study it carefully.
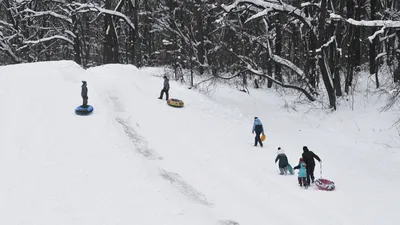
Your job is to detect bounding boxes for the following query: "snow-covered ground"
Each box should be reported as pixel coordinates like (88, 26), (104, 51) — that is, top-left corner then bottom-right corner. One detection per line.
(0, 61), (399, 225)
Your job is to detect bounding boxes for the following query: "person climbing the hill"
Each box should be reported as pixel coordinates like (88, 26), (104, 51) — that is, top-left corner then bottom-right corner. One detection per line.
(293, 158), (308, 188)
(275, 147), (291, 175)
(252, 117), (264, 147)
(302, 146), (321, 185)
(81, 81), (88, 106)
(158, 76), (169, 100)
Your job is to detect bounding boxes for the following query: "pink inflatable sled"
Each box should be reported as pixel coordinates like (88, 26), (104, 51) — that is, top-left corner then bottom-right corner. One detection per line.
(315, 178), (335, 191)
(315, 164), (335, 191)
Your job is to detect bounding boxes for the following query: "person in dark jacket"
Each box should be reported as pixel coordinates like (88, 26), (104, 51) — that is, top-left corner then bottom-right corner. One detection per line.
(81, 81), (88, 106)
(252, 117), (264, 147)
(158, 76), (170, 100)
(275, 147), (290, 175)
(302, 146), (321, 185)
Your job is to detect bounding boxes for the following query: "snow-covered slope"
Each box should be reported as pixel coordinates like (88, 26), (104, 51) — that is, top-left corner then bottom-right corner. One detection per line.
(0, 61), (398, 225)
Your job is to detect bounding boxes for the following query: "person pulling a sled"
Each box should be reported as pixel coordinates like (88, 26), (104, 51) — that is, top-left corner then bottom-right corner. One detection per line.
(252, 117), (264, 147)
(275, 147), (294, 175)
(159, 76), (170, 100)
(81, 81), (88, 106)
(293, 158), (308, 188)
(302, 146), (321, 185)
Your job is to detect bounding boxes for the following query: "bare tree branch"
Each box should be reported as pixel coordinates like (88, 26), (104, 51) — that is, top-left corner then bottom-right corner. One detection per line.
(71, 3), (135, 30)
(24, 35), (74, 45)
(215, 68), (316, 101)
(330, 13), (400, 28)
(22, 8), (72, 24)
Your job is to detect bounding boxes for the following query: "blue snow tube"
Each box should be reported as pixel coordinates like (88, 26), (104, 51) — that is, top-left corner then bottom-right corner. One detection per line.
(75, 105), (94, 115)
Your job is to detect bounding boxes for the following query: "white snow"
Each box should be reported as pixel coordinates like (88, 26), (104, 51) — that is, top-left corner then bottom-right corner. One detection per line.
(0, 61), (399, 225)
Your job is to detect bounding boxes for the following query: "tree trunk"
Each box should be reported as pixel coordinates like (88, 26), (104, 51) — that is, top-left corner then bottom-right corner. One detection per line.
(103, 0), (114, 64)
(394, 31), (400, 82)
(354, 0), (362, 67)
(369, 0), (379, 88)
(333, 0), (344, 96)
(134, 0), (141, 67)
(275, 14), (283, 82)
(195, 0), (205, 74)
(72, 13), (82, 65)
(318, 0), (336, 109)
(143, 0), (152, 64)
(345, 0), (355, 94)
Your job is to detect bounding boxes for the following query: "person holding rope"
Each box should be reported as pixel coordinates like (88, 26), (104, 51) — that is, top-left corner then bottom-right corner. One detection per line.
(302, 146), (321, 185)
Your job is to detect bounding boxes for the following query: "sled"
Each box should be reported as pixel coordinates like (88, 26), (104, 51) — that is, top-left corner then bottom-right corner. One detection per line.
(75, 105), (94, 115)
(315, 164), (335, 191)
(315, 178), (335, 191)
(167, 98), (184, 108)
(287, 164), (294, 175)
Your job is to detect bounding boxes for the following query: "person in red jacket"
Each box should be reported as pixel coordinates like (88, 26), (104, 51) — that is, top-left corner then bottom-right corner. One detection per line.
(302, 146), (321, 185)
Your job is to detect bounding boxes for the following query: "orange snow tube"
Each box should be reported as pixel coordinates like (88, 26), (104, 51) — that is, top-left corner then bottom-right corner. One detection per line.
(261, 134), (266, 141)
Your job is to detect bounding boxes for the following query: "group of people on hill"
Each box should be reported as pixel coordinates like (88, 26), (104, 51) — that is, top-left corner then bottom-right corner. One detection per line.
(80, 79), (321, 188)
(157, 79), (323, 189)
(252, 117), (322, 188)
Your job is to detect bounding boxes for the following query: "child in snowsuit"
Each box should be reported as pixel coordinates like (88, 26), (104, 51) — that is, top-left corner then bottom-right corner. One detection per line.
(252, 117), (264, 147)
(275, 147), (293, 175)
(293, 158), (308, 187)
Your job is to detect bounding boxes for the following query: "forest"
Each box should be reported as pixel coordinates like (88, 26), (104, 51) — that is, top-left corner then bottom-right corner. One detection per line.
(1, 0), (400, 109)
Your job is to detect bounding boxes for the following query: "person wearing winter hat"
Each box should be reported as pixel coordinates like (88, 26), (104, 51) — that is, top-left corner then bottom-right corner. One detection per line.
(275, 147), (291, 175)
(252, 117), (264, 147)
(158, 75), (170, 101)
(81, 81), (88, 106)
(293, 158), (308, 188)
(302, 146), (321, 185)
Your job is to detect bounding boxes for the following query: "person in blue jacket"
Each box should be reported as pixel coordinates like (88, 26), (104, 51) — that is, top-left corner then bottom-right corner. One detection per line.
(252, 117), (264, 147)
(293, 158), (308, 188)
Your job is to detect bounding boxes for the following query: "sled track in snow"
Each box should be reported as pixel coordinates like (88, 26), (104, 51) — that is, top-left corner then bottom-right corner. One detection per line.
(107, 93), (124, 112)
(218, 220), (240, 225)
(159, 169), (212, 206)
(115, 117), (163, 160)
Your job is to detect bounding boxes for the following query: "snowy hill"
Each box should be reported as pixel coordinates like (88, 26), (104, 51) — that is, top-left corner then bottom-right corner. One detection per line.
(0, 61), (399, 225)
